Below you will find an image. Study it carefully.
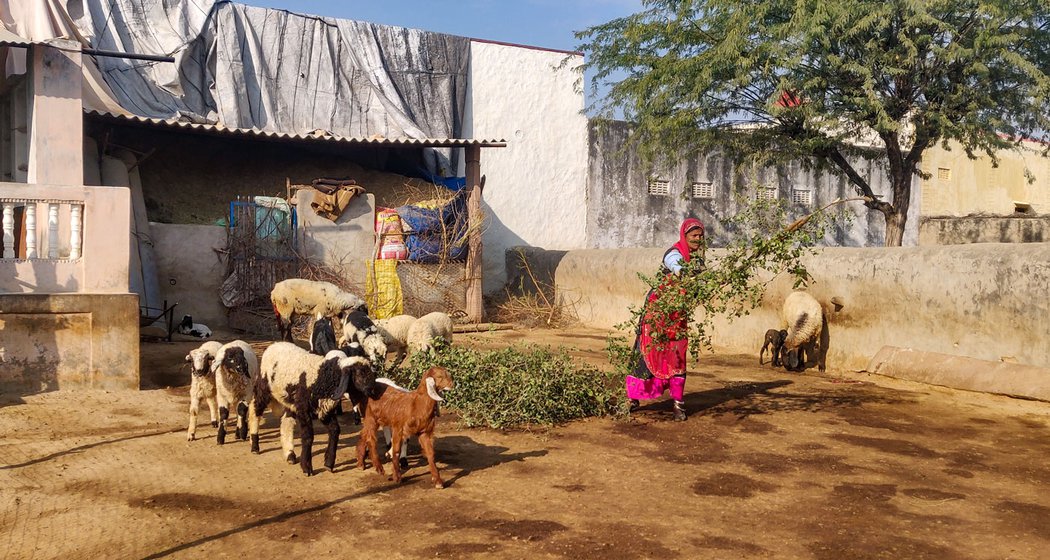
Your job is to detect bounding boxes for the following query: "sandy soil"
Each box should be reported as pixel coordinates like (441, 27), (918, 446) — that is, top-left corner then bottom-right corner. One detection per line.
(2, 326), (1049, 559)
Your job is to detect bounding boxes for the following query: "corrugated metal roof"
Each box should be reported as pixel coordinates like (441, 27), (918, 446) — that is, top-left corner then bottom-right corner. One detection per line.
(85, 109), (507, 148)
(0, 27), (42, 47)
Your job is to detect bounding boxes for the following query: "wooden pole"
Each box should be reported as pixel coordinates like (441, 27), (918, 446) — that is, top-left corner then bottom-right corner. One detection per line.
(464, 145), (484, 322)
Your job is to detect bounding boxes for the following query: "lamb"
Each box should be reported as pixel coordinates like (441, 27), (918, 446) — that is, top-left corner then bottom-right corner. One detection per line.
(759, 329), (788, 367)
(356, 366), (454, 488)
(270, 278), (367, 341)
(184, 340), (222, 441)
(211, 340), (259, 445)
(340, 310), (388, 365)
(252, 342), (376, 476)
(374, 314), (417, 365)
(780, 291), (827, 373)
(406, 311), (454, 355)
(178, 314), (212, 339)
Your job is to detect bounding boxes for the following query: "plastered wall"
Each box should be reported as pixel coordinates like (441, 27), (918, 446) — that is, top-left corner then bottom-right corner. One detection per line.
(466, 41), (589, 294)
(511, 244), (1050, 371)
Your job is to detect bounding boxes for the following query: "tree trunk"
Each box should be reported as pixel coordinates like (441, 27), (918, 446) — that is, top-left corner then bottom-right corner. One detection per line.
(882, 166), (913, 247)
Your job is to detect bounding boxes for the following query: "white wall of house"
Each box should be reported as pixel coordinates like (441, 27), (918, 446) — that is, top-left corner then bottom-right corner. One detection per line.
(464, 40), (589, 294)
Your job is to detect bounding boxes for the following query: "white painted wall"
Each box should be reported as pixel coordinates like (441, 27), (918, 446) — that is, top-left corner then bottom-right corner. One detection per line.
(465, 41), (589, 294)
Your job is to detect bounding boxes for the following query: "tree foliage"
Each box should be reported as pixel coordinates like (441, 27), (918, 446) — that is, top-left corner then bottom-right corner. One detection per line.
(579, 0), (1050, 245)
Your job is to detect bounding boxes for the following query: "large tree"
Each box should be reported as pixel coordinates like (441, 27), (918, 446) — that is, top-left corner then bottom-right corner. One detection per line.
(578, 0), (1050, 246)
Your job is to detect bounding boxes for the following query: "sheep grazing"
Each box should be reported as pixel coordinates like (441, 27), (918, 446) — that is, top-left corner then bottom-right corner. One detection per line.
(270, 278), (366, 341)
(357, 366), (454, 488)
(406, 311), (454, 355)
(212, 340), (259, 445)
(308, 314), (339, 356)
(252, 342), (376, 476)
(781, 291), (827, 373)
(184, 340), (222, 441)
(374, 314), (417, 365)
(178, 314), (212, 339)
(759, 329), (788, 367)
(341, 310), (387, 365)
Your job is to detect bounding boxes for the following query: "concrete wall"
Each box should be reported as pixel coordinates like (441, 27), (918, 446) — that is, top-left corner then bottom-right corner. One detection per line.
(586, 120), (920, 249)
(920, 216), (1050, 245)
(511, 244), (1050, 371)
(0, 293), (139, 392)
(466, 41), (589, 294)
(921, 139), (1050, 216)
(150, 223), (228, 328)
(296, 189), (376, 294)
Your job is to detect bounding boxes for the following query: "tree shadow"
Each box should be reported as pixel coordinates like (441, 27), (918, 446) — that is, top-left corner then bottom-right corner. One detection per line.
(0, 427), (182, 470)
(687, 379), (901, 418)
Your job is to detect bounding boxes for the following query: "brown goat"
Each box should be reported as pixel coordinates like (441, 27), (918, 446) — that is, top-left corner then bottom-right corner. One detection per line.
(356, 367), (454, 488)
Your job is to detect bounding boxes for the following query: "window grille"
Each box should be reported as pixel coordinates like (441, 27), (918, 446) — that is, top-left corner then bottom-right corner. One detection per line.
(691, 181), (714, 199)
(791, 189), (812, 205)
(756, 186), (778, 201)
(647, 178), (671, 196)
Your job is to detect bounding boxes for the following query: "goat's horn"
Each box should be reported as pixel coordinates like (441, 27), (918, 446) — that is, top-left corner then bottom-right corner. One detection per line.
(425, 376), (444, 402)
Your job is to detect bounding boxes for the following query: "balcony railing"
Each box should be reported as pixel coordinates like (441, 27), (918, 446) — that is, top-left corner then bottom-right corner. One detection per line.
(0, 183), (129, 294)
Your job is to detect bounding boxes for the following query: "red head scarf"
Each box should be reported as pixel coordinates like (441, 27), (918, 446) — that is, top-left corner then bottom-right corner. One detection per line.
(672, 218), (704, 263)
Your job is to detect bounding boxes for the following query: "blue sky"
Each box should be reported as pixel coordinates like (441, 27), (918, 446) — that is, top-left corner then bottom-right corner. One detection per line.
(242, 0), (643, 52)
(242, 0), (645, 109)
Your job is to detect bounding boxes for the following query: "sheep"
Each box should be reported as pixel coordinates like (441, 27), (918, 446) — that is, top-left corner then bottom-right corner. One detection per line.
(356, 366), (454, 488)
(781, 291), (827, 373)
(759, 329), (788, 367)
(270, 278), (367, 341)
(374, 314), (417, 365)
(340, 310), (387, 365)
(178, 314), (212, 339)
(308, 314), (339, 356)
(211, 340), (259, 445)
(184, 340), (222, 441)
(252, 342), (376, 476)
(406, 311), (454, 355)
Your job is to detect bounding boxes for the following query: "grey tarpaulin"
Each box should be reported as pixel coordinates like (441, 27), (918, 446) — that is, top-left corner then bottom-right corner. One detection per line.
(23, 0), (470, 174)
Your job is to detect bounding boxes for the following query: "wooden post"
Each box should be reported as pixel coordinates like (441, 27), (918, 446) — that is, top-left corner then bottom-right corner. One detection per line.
(464, 145), (484, 323)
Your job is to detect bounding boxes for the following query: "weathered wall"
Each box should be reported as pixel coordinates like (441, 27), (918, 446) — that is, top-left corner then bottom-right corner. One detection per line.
(466, 41), (589, 294)
(919, 216), (1050, 245)
(0, 293), (139, 393)
(295, 190), (376, 294)
(921, 139), (1050, 216)
(510, 244), (1050, 371)
(586, 120), (920, 249)
(150, 223), (228, 328)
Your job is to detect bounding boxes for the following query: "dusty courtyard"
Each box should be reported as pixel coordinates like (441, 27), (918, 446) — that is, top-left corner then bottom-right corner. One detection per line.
(1, 326), (1049, 559)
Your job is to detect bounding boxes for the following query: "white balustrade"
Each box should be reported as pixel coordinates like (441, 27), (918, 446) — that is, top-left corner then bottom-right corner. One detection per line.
(25, 202), (35, 258)
(69, 204), (82, 260)
(0, 198), (83, 261)
(2, 203), (13, 258)
(47, 203), (58, 259)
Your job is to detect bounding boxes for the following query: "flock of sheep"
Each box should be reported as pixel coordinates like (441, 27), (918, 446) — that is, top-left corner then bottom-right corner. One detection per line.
(184, 278), (455, 488)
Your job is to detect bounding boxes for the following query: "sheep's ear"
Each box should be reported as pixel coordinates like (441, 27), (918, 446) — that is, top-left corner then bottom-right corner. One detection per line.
(425, 376), (443, 402)
(184, 354), (191, 362)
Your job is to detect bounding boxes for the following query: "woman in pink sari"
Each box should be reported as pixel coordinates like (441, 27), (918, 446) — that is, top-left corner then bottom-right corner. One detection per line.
(626, 218), (705, 421)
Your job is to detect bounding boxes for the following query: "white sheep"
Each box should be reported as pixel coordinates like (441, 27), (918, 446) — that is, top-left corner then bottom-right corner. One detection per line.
(212, 340), (259, 445)
(406, 311), (454, 354)
(340, 310), (388, 365)
(270, 279), (366, 341)
(251, 342), (376, 476)
(374, 314), (417, 365)
(184, 340), (222, 441)
(780, 290), (827, 372)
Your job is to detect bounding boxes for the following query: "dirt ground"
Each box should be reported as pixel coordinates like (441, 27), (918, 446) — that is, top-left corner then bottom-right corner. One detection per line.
(2, 326), (1049, 560)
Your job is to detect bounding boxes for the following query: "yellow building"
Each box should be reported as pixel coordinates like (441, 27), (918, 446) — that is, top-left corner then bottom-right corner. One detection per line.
(921, 139), (1050, 216)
